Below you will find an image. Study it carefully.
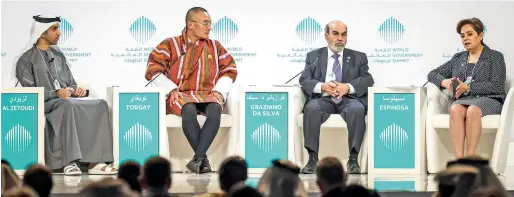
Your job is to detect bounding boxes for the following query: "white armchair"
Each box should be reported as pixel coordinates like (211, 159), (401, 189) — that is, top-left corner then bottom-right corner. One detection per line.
(165, 80), (240, 172)
(295, 95), (368, 173)
(426, 78), (514, 174)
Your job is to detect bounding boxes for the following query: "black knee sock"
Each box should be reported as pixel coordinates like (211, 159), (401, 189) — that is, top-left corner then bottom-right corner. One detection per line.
(349, 148), (359, 160)
(308, 148), (318, 160)
(194, 103), (221, 159)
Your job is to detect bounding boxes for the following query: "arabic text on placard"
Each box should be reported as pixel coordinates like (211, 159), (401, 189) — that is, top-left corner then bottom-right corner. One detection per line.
(126, 95), (151, 110)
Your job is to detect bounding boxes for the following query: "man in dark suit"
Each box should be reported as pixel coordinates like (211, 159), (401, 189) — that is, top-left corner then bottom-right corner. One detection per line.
(316, 157), (347, 197)
(299, 20), (374, 174)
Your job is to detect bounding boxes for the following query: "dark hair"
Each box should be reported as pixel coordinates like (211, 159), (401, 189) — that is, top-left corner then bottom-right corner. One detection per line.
(316, 157), (346, 186)
(219, 156), (248, 192)
(325, 21), (347, 34)
(2, 187), (38, 197)
(457, 17), (485, 45)
(228, 185), (263, 197)
(185, 7), (208, 25)
(469, 186), (510, 197)
(23, 164), (53, 197)
(142, 156), (171, 188)
(1, 159), (11, 166)
(80, 177), (138, 197)
(118, 161), (141, 193)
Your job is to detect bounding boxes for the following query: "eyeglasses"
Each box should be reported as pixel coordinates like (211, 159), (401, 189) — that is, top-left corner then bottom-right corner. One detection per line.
(190, 20), (212, 27)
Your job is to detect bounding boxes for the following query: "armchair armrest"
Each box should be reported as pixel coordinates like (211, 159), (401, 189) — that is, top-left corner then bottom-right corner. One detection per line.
(491, 85), (514, 174)
(427, 84), (451, 115)
(225, 80), (239, 117)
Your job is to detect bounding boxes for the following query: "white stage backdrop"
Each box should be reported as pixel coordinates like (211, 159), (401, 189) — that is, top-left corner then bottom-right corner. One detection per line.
(2, 0), (514, 137)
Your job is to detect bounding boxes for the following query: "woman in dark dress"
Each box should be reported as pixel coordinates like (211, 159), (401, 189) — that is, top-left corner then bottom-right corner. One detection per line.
(427, 18), (506, 158)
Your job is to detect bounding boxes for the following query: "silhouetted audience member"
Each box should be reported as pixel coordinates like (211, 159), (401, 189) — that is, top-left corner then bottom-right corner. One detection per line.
(315, 157), (346, 197)
(228, 185), (263, 197)
(257, 160), (306, 197)
(434, 156), (509, 197)
(2, 186), (38, 197)
(2, 162), (20, 192)
(79, 177), (138, 197)
(118, 161), (142, 193)
(196, 156), (248, 197)
(139, 156), (172, 197)
(23, 164), (53, 197)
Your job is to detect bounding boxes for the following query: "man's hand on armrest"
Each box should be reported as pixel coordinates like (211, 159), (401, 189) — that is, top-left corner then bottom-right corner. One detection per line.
(169, 89), (184, 103)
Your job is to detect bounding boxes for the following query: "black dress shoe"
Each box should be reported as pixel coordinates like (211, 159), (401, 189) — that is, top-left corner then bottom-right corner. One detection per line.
(347, 159), (361, 174)
(186, 158), (202, 174)
(301, 158), (318, 174)
(200, 157), (212, 174)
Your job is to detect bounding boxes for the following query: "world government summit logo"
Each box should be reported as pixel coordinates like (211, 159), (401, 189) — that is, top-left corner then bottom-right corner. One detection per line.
(212, 16), (239, 44)
(5, 124), (32, 154)
(378, 17), (405, 45)
(296, 16), (322, 44)
(55, 18), (92, 62)
(210, 16), (257, 63)
(58, 18), (73, 45)
(371, 17), (423, 64)
(129, 16), (157, 44)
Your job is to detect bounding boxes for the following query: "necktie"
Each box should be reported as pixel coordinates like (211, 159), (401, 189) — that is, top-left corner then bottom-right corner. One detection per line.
(331, 53), (342, 103)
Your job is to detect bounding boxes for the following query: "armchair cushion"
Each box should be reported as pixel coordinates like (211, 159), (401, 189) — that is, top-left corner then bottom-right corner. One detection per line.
(431, 114), (500, 130)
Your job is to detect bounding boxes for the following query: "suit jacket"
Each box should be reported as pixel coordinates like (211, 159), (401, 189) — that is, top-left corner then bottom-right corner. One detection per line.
(299, 47), (374, 108)
(427, 45), (506, 103)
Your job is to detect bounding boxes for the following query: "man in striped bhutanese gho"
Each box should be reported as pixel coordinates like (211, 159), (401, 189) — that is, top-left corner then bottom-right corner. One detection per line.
(145, 7), (237, 174)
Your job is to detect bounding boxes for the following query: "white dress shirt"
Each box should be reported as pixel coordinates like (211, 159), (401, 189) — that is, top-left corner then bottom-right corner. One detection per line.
(313, 47), (356, 96)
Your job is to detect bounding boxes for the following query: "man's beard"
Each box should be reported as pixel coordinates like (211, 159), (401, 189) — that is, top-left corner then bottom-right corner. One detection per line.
(44, 37), (58, 45)
(329, 43), (344, 53)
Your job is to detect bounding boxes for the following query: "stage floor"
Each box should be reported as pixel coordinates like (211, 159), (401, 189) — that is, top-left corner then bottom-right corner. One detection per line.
(31, 166), (514, 196)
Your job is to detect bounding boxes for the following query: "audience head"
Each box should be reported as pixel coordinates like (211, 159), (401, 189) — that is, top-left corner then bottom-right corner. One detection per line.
(257, 159), (306, 197)
(23, 164), (53, 197)
(456, 17), (485, 51)
(2, 159), (12, 166)
(228, 185), (263, 197)
(448, 156), (506, 190)
(435, 164), (480, 197)
(118, 160), (142, 193)
(2, 163), (20, 192)
(434, 156), (509, 197)
(315, 156), (346, 195)
(140, 156), (172, 190)
(79, 177), (138, 197)
(219, 156), (248, 192)
(2, 186), (38, 197)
